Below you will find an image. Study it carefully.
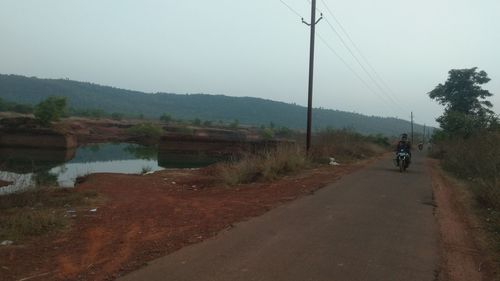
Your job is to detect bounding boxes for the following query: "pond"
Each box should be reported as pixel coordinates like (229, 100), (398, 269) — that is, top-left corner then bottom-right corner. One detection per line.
(0, 143), (218, 195)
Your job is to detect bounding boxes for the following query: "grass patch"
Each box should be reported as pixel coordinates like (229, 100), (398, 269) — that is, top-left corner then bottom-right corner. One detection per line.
(0, 188), (98, 242)
(433, 130), (500, 275)
(310, 129), (389, 163)
(214, 145), (310, 185)
(213, 129), (388, 186)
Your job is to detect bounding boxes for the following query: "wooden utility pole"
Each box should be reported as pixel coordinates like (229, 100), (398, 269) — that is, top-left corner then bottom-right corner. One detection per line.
(411, 112), (414, 143)
(423, 124), (426, 143)
(302, 0), (322, 152)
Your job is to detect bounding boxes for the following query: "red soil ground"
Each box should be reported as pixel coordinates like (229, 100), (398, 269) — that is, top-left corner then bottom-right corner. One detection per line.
(428, 159), (496, 281)
(0, 159), (374, 281)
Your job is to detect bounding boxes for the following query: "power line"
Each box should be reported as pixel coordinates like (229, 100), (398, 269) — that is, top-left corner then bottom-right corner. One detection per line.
(318, 0), (402, 105)
(316, 32), (398, 115)
(322, 18), (399, 106)
(277, 0), (400, 117)
(278, 0), (304, 19)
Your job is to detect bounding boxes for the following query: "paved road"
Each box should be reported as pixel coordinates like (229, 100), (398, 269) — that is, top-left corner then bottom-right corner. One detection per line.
(120, 152), (440, 281)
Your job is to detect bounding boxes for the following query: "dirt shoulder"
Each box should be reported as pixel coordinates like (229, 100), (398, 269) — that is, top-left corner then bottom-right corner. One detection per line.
(428, 159), (497, 281)
(0, 157), (378, 281)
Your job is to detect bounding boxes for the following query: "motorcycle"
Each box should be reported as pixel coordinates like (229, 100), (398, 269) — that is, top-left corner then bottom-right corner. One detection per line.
(395, 149), (410, 172)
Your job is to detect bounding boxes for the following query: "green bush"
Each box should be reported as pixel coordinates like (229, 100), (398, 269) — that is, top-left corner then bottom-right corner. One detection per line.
(34, 96), (67, 126)
(127, 123), (163, 139)
(160, 113), (172, 122)
(111, 112), (124, 120)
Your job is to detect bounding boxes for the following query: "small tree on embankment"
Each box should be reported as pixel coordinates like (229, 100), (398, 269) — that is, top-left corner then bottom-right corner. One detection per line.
(34, 96), (68, 126)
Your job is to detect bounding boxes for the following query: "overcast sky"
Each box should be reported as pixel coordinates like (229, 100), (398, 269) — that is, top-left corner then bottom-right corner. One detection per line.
(1, 0), (499, 126)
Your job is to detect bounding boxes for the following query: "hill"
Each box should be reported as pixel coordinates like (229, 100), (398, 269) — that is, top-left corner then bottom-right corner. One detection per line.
(0, 74), (427, 136)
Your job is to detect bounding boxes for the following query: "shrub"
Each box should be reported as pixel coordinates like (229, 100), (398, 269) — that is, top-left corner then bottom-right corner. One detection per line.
(34, 96), (67, 126)
(439, 131), (500, 209)
(127, 123), (163, 139)
(311, 128), (386, 163)
(0, 188), (97, 241)
(111, 112), (124, 120)
(214, 145), (310, 185)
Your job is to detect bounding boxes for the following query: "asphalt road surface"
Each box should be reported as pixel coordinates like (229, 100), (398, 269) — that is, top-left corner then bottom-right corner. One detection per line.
(120, 151), (440, 281)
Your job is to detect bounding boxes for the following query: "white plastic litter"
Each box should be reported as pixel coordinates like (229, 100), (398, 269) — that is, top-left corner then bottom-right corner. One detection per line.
(1, 240), (13, 246)
(329, 157), (340, 166)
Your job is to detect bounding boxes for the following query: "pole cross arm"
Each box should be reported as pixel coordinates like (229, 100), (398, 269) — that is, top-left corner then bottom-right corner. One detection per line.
(315, 14), (323, 24)
(302, 13), (323, 26)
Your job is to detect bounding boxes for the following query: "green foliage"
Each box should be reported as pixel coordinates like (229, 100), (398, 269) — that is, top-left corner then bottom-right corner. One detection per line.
(34, 96), (67, 126)
(33, 171), (58, 187)
(274, 126), (294, 138)
(0, 97), (34, 113)
(230, 119), (239, 129)
(192, 118), (202, 126)
(261, 128), (275, 140)
(0, 74), (427, 136)
(111, 112), (124, 120)
(160, 113), (172, 122)
(69, 108), (106, 119)
(127, 123), (163, 139)
(203, 120), (212, 127)
(124, 144), (158, 160)
(429, 68), (496, 137)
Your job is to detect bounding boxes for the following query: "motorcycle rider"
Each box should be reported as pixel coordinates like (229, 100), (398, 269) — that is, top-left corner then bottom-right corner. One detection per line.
(395, 133), (412, 163)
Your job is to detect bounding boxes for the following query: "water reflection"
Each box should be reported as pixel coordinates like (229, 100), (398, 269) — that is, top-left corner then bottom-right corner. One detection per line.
(0, 143), (222, 195)
(0, 143), (163, 194)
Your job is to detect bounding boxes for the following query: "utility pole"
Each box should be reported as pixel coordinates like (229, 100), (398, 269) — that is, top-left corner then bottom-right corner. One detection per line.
(423, 124), (426, 143)
(302, 0), (322, 152)
(410, 112), (414, 144)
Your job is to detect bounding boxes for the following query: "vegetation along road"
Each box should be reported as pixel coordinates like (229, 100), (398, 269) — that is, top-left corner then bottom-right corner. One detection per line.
(120, 152), (445, 281)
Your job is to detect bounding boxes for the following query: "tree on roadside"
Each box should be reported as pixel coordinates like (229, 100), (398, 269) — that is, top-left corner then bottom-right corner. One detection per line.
(34, 96), (67, 126)
(160, 113), (172, 123)
(428, 67), (497, 138)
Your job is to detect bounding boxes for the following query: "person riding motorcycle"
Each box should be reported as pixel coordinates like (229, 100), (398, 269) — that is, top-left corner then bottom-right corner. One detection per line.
(395, 133), (412, 163)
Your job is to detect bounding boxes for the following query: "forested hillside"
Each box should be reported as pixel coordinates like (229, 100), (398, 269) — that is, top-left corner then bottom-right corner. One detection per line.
(0, 74), (427, 136)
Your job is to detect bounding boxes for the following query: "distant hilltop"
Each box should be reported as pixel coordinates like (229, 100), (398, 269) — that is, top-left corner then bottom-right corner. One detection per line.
(0, 74), (429, 136)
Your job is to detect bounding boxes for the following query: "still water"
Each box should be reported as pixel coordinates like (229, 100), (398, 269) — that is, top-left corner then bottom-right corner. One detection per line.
(0, 143), (217, 195)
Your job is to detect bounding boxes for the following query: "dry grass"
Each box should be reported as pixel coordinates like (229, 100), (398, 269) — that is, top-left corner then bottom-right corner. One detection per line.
(0, 188), (98, 242)
(439, 132), (500, 209)
(214, 130), (388, 186)
(214, 145), (310, 185)
(435, 130), (500, 266)
(310, 129), (389, 163)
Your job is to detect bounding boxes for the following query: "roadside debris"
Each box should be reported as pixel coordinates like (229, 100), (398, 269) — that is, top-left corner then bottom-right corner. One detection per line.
(329, 157), (340, 166)
(1, 240), (13, 246)
(90, 208), (97, 212)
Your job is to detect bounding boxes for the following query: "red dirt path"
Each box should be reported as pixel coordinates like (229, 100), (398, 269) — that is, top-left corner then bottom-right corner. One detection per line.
(0, 160), (373, 281)
(428, 159), (496, 281)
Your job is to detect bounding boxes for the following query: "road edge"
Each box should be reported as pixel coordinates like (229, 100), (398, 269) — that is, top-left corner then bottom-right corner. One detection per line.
(427, 158), (496, 281)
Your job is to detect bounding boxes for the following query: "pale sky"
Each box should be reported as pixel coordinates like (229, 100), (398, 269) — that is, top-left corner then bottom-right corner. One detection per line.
(1, 0), (499, 126)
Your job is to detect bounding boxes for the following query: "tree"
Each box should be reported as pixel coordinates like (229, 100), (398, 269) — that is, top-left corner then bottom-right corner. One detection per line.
(111, 112), (124, 121)
(192, 118), (201, 126)
(428, 68), (496, 137)
(160, 113), (172, 123)
(34, 96), (67, 126)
